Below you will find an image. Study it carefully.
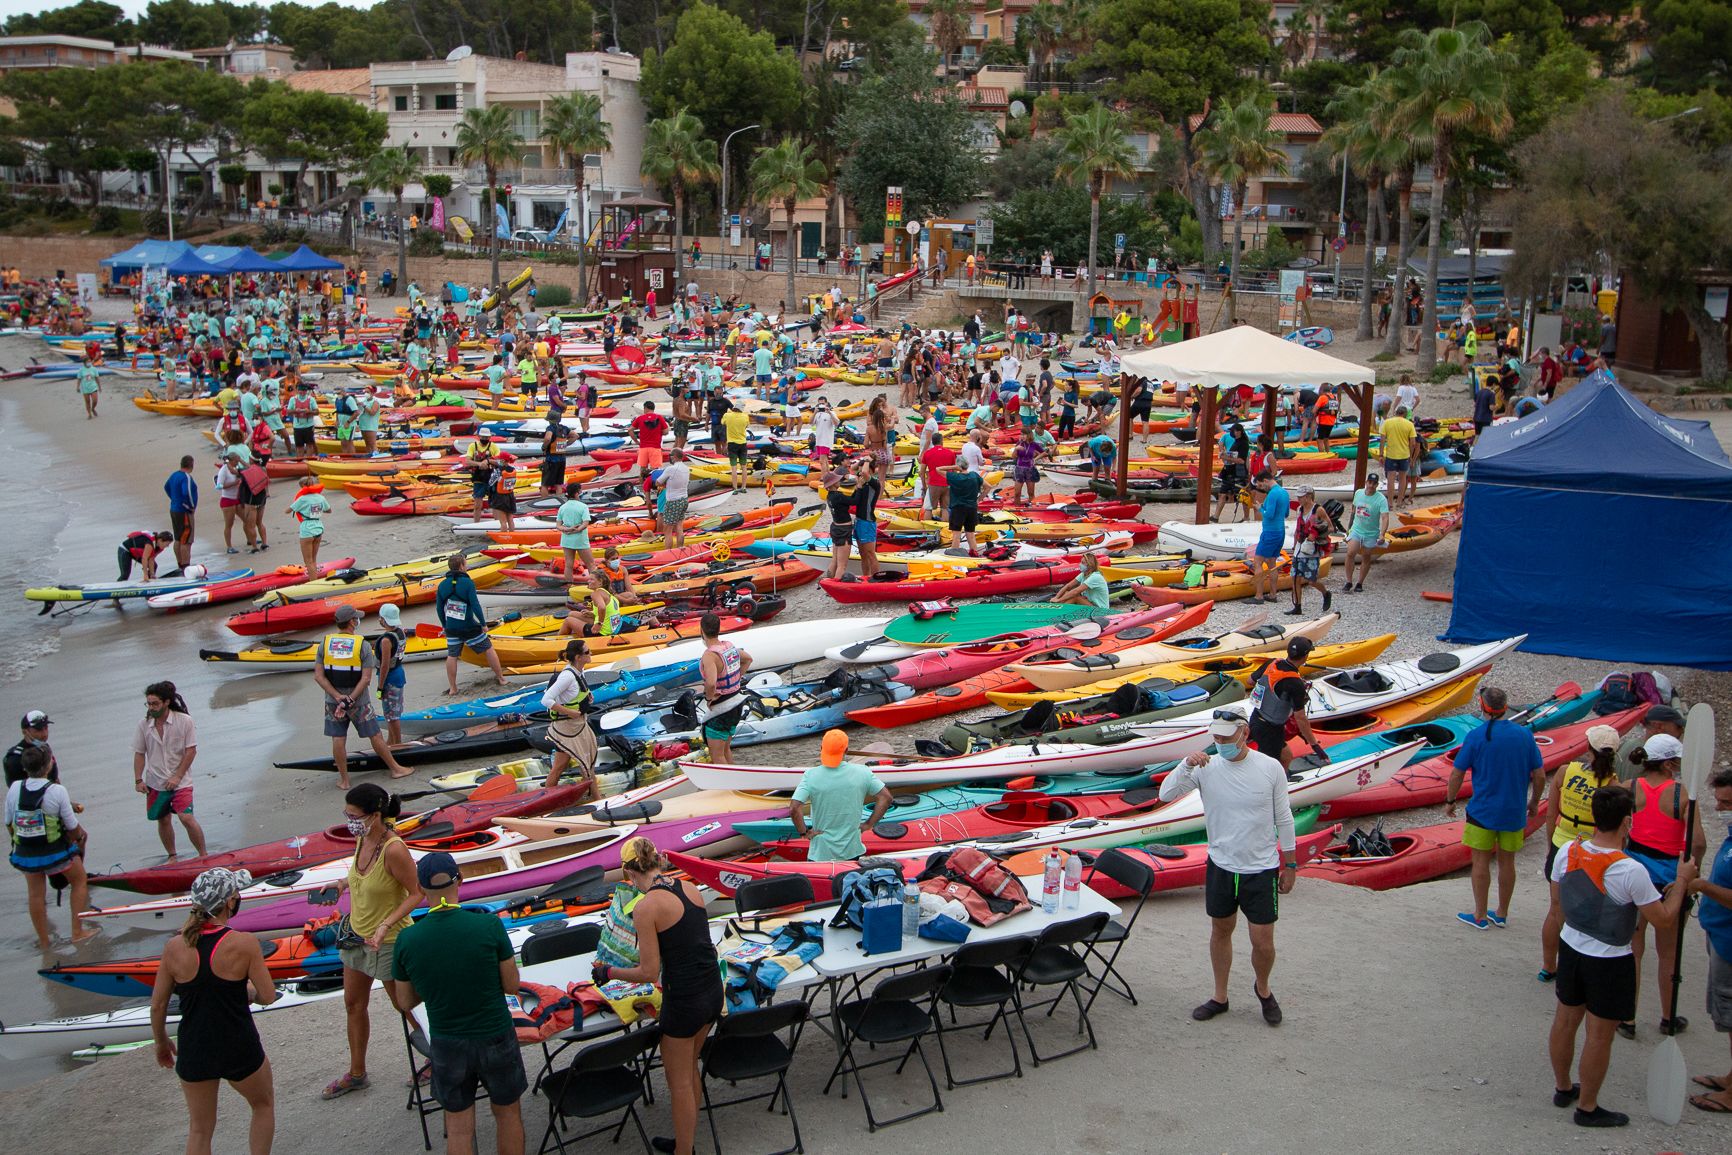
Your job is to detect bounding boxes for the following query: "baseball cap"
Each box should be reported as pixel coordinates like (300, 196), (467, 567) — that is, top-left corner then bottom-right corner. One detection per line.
(1642, 733), (1684, 762)
(1292, 484), (1314, 498)
(1208, 710), (1247, 739)
(477, 430), (494, 440)
(333, 605), (361, 624)
(416, 851), (461, 890)
(21, 710), (50, 729)
(189, 867), (253, 915)
(378, 603), (402, 627)
(1644, 704), (1684, 726)
(820, 729), (849, 768)
(1584, 725), (1621, 753)
(1286, 636), (1316, 659)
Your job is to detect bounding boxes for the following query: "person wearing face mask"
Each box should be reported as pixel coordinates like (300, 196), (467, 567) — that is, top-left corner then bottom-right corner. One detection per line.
(1684, 767), (1732, 1113)
(316, 783), (419, 1101)
(1159, 710), (1299, 1026)
(133, 680), (207, 859)
(392, 852), (527, 1155)
(149, 867), (278, 1155)
(1447, 686), (1544, 930)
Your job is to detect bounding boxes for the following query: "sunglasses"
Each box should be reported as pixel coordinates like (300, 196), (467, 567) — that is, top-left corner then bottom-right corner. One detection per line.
(1211, 709), (1245, 723)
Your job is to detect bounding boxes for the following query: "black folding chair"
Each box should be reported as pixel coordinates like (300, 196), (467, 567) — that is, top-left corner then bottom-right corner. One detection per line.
(521, 922), (603, 967)
(934, 935), (1033, 1088)
(535, 1025), (662, 1155)
(733, 875), (816, 925)
(822, 965), (951, 1131)
(401, 1014), (462, 1152)
(1081, 848), (1157, 1012)
(700, 1001), (809, 1154)
(1011, 912), (1109, 1064)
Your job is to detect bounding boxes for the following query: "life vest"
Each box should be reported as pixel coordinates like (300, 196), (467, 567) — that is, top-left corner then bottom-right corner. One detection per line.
(1250, 660), (1306, 727)
(320, 630), (365, 693)
(511, 981), (583, 1044)
(916, 846), (1033, 927)
(593, 593), (621, 636)
(372, 626), (405, 684)
(9, 779), (71, 861)
(548, 663), (592, 711)
(124, 530), (155, 560)
(1553, 764), (1600, 845)
(493, 468), (515, 497)
(1559, 841), (1640, 949)
(599, 562), (630, 595)
(707, 640), (743, 697)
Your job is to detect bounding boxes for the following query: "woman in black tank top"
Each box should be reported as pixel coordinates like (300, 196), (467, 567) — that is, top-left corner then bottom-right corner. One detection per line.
(149, 867), (280, 1155)
(595, 837), (723, 1155)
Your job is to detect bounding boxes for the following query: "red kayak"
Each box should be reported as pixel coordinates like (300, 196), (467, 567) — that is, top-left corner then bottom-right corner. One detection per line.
(1318, 708), (1646, 821)
(669, 850), (914, 900)
(381, 405), (473, 422)
(882, 605), (1180, 691)
(1301, 806), (1547, 891)
(820, 559), (1081, 604)
(1006, 829), (1337, 896)
(145, 559), (357, 611)
(848, 601), (1212, 728)
(89, 783), (589, 895)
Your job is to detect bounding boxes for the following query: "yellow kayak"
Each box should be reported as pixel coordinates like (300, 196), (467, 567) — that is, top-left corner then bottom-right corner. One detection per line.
(256, 551), (473, 603)
(518, 511), (821, 563)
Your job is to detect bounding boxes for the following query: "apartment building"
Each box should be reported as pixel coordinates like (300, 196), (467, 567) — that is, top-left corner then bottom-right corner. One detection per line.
(0, 34), (192, 72)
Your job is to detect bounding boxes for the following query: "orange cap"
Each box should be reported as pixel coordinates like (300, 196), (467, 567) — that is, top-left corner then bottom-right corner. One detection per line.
(820, 729), (849, 768)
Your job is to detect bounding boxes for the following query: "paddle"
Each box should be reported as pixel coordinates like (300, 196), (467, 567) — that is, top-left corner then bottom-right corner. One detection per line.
(1508, 681), (1582, 727)
(1648, 701), (1715, 1125)
(396, 772), (521, 804)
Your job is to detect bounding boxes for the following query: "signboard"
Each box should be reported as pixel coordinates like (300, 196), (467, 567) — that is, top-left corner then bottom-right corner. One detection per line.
(974, 217), (994, 247)
(728, 214), (740, 227)
(75, 273), (97, 307)
(1706, 285), (1729, 322)
(648, 268), (664, 290)
(1374, 245), (1388, 263)
(1331, 237), (1347, 253)
(1277, 269), (1305, 329)
(729, 225), (742, 247)
(1114, 232), (1126, 253)
(885, 186), (903, 227)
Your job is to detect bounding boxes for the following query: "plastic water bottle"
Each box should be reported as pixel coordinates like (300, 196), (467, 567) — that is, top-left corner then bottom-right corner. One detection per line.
(1042, 849), (1063, 914)
(902, 882), (920, 938)
(1062, 853), (1082, 910)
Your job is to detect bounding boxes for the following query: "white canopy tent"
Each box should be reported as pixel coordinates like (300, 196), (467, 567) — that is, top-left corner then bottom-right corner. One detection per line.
(1119, 325), (1374, 390)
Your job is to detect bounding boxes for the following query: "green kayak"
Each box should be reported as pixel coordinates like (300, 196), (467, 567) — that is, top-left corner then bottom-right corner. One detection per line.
(883, 602), (1102, 647)
(938, 672), (1245, 751)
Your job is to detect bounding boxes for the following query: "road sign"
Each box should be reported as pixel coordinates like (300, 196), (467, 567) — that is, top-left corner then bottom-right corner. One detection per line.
(1114, 232), (1126, 253)
(1331, 237), (1347, 253)
(975, 217), (994, 247)
(728, 214), (740, 227)
(648, 269), (664, 289)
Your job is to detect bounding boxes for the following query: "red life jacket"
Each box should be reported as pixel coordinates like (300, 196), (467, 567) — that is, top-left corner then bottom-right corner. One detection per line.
(917, 846), (1033, 926)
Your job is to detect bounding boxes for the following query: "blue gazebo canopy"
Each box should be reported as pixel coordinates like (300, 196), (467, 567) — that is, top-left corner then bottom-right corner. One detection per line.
(273, 244), (344, 271)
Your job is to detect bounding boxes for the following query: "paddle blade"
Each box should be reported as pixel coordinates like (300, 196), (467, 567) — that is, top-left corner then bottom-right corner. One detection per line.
(414, 623), (445, 638)
(1647, 1035), (1687, 1124)
(1683, 702), (1716, 801)
(468, 774), (519, 801)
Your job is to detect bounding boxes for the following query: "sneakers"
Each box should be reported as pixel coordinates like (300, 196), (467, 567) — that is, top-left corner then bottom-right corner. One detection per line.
(1552, 1084), (1579, 1108)
(1190, 998), (1230, 1021)
(1486, 912), (1508, 928)
(1255, 987), (1282, 1026)
(1322, 590), (1333, 612)
(1573, 1106), (1629, 1128)
(1456, 912), (1491, 930)
(1283, 605), (1304, 616)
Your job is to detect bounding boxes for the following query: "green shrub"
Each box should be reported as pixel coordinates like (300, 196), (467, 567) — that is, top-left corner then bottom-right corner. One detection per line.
(90, 205), (123, 232)
(535, 284), (572, 307)
(408, 231), (445, 256)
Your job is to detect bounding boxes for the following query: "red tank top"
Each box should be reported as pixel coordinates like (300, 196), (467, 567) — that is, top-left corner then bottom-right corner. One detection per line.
(1628, 776), (1686, 857)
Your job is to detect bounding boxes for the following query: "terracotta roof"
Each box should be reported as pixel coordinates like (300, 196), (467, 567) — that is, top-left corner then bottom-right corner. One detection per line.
(1187, 111), (1322, 136)
(283, 68), (370, 99)
(957, 85), (1007, 109)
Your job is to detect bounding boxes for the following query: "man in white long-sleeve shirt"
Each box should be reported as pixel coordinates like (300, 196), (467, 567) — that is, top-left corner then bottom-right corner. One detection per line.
(1159, 710), (1299, 1026)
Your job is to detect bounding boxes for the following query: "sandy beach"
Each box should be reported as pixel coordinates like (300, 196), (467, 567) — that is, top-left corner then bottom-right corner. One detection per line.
(1, 304), (1729, 1153)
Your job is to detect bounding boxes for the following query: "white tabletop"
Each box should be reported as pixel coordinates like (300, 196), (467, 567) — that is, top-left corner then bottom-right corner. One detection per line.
(811, 874), (1116, 978)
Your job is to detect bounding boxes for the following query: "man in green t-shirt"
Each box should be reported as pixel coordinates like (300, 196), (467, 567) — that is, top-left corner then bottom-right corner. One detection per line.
(791, 729), (894, 861)
(392, 852), (526, 1154)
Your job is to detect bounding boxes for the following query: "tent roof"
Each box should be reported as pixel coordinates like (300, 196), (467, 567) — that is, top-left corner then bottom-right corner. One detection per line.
(210, 246), (284, 273)
(164, 250), (229, 278)
(1118, 325), (1375, 390)
(193, 245), (240, 263)
(100, 239), (191, 269)
(273, 244), (344, 271)
(1468, 370), (1732, 500)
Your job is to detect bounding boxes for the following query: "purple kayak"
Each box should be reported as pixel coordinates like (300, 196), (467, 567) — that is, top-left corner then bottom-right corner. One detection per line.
(228, 808), (776, 933)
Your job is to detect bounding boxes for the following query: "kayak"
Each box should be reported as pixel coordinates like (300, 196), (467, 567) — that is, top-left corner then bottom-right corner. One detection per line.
(504, 617), (891, 681)
(1154, 521), (1288, 561)
(275, 717), (555, 772)
(41, 928), (344, 997)
(25, 568), (253, 604)
(948, 672), (1248, 750)
(145, 559), (357, 611)
(1020, 825), (1340, 898)
(399, 660), (701, 735)
(819, 559), (1092, 604)
(881, 602), (1105, 648)
(481, 617), (741, 669)
(1301, 806), (1548, 891)
(223, 559), (516, 636)
(848, 603), (1214, 729)
(1130, 558), (1334, 605)
(1309, 475), (1465, 503)
(87, 782), (589, 895)
(255, 552), (468, 602)
(594, 671), (915, 749)
(1007, 612), (1340, 693)
(881, 606), (1181, 692)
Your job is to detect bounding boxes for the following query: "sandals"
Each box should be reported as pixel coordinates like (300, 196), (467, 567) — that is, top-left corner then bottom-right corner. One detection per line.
(1693, 1075), (1732, 1092)
(1660, 1016), (1688, 1035)
(1690, 1094), (1732, 1114)
(321, 1073), (369, 1100)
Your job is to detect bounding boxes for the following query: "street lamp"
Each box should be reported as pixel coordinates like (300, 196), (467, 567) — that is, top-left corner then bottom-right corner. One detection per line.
(720, 124), (760, 247)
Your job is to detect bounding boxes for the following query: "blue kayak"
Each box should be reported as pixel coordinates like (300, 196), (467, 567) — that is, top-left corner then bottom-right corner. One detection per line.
(399, 660), (701, 736)
(596, 671), (914, 749)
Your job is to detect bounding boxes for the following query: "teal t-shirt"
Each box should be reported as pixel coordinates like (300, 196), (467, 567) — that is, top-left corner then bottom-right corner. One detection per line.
(392, 906), (515, 1040)
(484, 363), (506, 395)
(287, 491), (329, 538)
(1081, 570), (1110, 609)
(793, 761), (887, 862)
(1350, 489), (1389, 541)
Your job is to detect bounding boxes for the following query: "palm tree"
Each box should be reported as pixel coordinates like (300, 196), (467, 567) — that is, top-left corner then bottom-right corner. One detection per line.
(1391, 21), (1512, 371)
(1055, 103), (1138, 301)
(363, 145), (423, 287)
(641, 107), (720, 287)
(1023, 2), (1061, 83)
(542, 92), (611, 298)
(1324, 76), (1405, 342)
(750, 136), (827, 314)
(928, 0), (968, 79)
(455, 105), (524, 291)
(1195, 93), (1289, 323)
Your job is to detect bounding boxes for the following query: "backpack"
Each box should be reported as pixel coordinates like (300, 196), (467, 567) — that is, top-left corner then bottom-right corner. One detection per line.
(916, 846), (1033, 926)
(828, 866), (906, 931)
(1629, 672), (1663, 708)
(1595, 673), (1639, 716)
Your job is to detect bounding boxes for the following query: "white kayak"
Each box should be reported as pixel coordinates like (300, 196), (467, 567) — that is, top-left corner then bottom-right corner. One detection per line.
(678, 727), (1213, 792)
(1010, 612), (1341, 693)
(442, 489), (732, 533)
(1155, 520), (1290, 561)
(1309, 475), (1466, 503)
(503, 616), (892, 682)
(24, 568), (254, 604)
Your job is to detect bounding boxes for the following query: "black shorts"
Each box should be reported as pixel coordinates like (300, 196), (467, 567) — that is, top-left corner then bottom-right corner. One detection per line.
(727, 442), (748, 465)
(170, 510), (193, 543)
(658, 978), (724, 1040)
(118, 545), (136, 580)
(1247, 717), (1287, 760)
(948, 506), (979, 532)
(428, 1030), (527, 1113)
(241, 486), (268, 509)
(490, 492), (517, 514)
(1555, 940), (1636, 1023)
(293, 426), (315, 447)
(1129, 401), (1152, 421)
(830, 521), (854, 546)
(1204, 859), (1279, 925)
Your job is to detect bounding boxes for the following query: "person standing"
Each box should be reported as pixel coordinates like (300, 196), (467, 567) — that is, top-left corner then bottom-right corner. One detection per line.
(554, 482), (594, 581)
(540, 639), (598, 791)
(464, 432), (500, 522)
(1540, 725), (1623, 985)
(1447, 686), (1545, 930)
(945, 461), (985, 557)
(699, 612), (751, 766)
(631, 401), (669, 483)
(149, 868), (277, 1155)
(1547, 785), (1695, 1128)
(373, 602), (408, 749)
(1245, 637), (1327, 775)
(1614, 703), (1685, 784)
(1683, 768), (1732, 1113)
(133, 681), (207, 859)
(77, 358), (102, 417)
(392, 852), (527, 1155)
(1286, 486), (1333, 615)
(286, 381), (320, 459)
(1622, 732), (1706, 1036)
(1159, 711), (1299, 1026)
(1249, 471), (1289, 603)
(822, 467), (857, 580)
(6, 709), (58, 786)
(655, 448), (692, 548)
(1340, 473), (1390, 594)
(1379, 405), (1417, 507)
(285, 481), (329, 576)
(165, 455), (199, 571)
(316, 784), (420, 1101)
(851, 456), (882, 579)
(313, 605), (411, 789)
(437, 554), (507, 695)
(790, 729), (894, 862)
(8, 744), (94, 947)
(593, 838), (724, 1155)
(722, 401), (751, 494)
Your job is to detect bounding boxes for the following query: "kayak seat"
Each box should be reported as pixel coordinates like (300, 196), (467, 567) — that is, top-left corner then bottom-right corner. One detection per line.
(984, 797), (1078, 823)
(890, 794), (921, 808)
(934, 686), (963, 697)
(1118, 787), (1163, 809)
(1242, 625), (1284, 640)
(1167, 683), (1208, 704)
(1104, 683), (1143, 718)
(1417, 652), (1461, 674)
(1388, 722), (1459, 747)
(1115, 626), (1155, 641)
(1328, 670), (1392, 694)
(1073, 653), (1117, 668)
(592, 800), (663, 824)
(432, 729), (470, 744)
(870, 821), (909, 840)
(1018, 700), (1058, 734)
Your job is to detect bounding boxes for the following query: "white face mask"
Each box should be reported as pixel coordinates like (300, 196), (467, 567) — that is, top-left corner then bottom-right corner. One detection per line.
(345, 815), (369, 837)
(1217, 741), (1245, 760)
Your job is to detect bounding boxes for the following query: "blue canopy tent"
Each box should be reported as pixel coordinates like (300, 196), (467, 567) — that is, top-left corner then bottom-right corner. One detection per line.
(193, 245), (241, 264)
(99, 240), (192, 284)
(1444, 371), (1732, 669)
(210, 247), (284, 274)
(273, 244), (344, 271)
(163, 250), (230, 278)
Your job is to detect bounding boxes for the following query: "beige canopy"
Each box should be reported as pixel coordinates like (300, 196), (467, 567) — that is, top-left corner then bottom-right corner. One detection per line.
(1119, 325), (1375, 389)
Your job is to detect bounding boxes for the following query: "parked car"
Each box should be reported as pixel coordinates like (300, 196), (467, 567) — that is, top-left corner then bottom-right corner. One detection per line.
(511, 228), (549, 246)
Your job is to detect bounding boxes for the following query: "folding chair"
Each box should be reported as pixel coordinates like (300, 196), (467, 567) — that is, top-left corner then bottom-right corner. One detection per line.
(401, 1015), (451, 1152)
(1010, 912), (1109, 1064)
(536, 1025), (662, 1155)
(1081, 848), (1156, 1012)
(733, 875), (816, 924)
(935, 935), (1033, 1088)
(521, 922), (602, 967)
(822, 965), (951, 1131)
(700, 1001), (809, 1154)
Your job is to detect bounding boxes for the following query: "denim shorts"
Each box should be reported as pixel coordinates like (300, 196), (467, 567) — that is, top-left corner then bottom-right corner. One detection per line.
(428, 1030), (527, 1113)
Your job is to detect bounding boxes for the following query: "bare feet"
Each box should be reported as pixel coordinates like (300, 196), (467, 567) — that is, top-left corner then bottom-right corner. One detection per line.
(388, 765), (415, 780)
(70, 926), (101, 945)
(338, 778), (351, 791)
(441, 687), (461, 696)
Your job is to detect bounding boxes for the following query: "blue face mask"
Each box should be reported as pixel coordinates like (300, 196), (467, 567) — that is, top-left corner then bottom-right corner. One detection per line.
(1218, 741), (1244, 760)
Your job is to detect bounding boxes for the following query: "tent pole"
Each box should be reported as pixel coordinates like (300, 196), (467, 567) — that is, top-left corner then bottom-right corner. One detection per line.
(1195, 386), (1216, 525)
(1262, 383), (1278, 451)
(1352, 381), (1373, 490)
(1117, 374), (1134, 499)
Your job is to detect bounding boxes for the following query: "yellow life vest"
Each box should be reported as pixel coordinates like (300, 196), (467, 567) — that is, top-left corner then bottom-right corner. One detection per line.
(321, 630), (365, 691)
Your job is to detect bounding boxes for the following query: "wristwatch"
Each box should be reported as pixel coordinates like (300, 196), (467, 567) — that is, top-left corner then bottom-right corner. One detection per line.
(1282, 861), (1298, 870)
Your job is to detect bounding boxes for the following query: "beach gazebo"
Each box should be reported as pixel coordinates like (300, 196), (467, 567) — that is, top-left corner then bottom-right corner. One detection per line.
(1117, 326), (1377, 525)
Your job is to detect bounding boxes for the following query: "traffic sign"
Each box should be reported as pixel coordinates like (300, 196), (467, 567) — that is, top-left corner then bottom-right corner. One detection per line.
(975, 217), (994, 247)
(1330, 237), (1347, 253)
(1114, 232), (1126, 253)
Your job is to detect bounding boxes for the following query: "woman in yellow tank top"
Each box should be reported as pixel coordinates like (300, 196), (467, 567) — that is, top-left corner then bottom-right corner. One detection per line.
(319, 784), (419, 1100)
(1538, 726), (1623, 983)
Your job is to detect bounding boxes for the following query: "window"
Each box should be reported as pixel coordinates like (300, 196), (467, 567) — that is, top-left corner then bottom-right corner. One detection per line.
(393, 95), (408, 111)
(433, 93), (458, 111)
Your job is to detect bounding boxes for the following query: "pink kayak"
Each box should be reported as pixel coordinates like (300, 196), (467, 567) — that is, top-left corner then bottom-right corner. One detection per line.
(881, 604), (1182, 691)
(145, 558), (358, 611)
